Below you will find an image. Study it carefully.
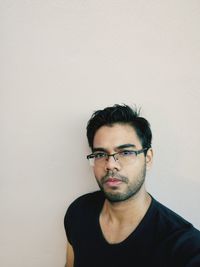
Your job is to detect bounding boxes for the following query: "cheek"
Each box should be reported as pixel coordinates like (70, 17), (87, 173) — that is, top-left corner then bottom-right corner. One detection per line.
(126, 161), (146, 175)
(93, 166), (103, 178)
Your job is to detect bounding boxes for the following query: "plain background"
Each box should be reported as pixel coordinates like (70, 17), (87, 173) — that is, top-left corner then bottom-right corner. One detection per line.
(1, 1), (200, 266)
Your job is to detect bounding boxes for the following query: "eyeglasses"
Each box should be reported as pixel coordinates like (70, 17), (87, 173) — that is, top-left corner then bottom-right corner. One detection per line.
(87, 148), (148, 167)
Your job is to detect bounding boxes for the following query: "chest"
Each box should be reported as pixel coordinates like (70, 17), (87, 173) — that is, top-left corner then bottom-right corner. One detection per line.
(99, 216), (138, 244)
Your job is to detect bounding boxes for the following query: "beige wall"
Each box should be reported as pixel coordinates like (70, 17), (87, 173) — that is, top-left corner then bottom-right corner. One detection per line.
(1, 1), (200, 266)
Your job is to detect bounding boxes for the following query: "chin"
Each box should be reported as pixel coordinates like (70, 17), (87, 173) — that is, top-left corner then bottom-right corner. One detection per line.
(103, 190), (134, 203)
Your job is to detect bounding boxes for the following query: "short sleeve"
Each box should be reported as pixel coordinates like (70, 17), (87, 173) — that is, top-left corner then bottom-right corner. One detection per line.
(64, 203), (74, 245)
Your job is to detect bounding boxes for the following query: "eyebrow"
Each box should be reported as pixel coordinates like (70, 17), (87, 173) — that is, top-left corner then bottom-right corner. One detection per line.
(92, 143), (136, 153)
(116, 144), (137, 149)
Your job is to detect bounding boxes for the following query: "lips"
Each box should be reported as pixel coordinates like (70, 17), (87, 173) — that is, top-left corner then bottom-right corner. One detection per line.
(104, 178), (122, 186)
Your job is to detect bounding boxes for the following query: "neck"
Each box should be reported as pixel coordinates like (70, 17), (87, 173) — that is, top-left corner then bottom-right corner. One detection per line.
(101, 188), (152, 224)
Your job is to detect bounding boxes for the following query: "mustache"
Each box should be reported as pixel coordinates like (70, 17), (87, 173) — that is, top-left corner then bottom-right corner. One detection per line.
(101, 172), (128, 184)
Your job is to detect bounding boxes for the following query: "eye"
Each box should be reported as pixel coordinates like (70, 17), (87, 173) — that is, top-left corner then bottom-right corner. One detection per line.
(94, 152), (107, 159)
(119, 150), (136, 157)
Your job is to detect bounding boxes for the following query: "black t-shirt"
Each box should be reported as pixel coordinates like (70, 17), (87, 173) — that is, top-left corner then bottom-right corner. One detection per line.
(64, 191), (200, 267)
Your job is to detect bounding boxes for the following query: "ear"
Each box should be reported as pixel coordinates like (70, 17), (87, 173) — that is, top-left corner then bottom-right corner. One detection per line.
(145, 148), (153, 170)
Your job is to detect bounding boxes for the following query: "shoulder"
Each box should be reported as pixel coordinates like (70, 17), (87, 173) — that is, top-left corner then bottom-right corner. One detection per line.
(67, 190), (104, 209)
(64, 191), (104, 244)
(152, 198), (196, 231)
(152, 198), (200, 265)
(64, 190), (104, 222)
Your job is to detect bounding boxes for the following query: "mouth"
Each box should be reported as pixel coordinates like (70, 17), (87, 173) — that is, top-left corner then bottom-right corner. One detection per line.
(104, 178), (123, 187)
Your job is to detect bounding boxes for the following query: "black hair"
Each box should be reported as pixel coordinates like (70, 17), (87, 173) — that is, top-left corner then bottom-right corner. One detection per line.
(86, 104), (152, 152)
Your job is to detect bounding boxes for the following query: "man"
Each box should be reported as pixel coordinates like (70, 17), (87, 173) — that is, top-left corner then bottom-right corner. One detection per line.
(64, 104), (200, 267)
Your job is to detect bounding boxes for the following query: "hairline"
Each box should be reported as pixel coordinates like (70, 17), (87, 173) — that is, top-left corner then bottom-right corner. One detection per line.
(91, 121), (143, 150)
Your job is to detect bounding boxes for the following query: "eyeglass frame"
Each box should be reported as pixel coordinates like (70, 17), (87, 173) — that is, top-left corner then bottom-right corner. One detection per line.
(87, 147), (149, 166)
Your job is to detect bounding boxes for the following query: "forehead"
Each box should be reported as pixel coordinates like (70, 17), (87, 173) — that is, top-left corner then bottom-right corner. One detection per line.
(93, 123), (142, 149)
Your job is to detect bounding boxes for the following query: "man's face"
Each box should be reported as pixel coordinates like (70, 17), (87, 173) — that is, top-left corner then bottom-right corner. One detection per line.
(92, 123), (152, 202)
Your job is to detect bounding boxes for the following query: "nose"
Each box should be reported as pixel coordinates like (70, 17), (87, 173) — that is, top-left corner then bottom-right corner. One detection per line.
(104, 155), (121, 172)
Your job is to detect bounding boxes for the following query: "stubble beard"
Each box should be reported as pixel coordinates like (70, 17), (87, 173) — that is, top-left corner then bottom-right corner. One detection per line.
(96, 165), (146, 203)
